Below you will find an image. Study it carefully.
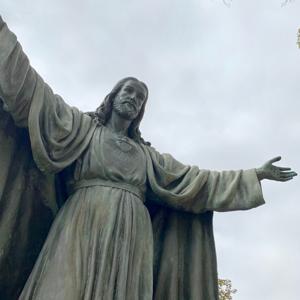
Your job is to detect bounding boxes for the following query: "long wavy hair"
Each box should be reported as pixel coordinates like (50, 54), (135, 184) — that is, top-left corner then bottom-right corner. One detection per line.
(86, 77), (150, 145)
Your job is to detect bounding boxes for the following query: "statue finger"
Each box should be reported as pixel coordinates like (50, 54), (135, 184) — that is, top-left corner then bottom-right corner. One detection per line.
(278, 177), (293, 182)
(279, 175), (293, 180)
(279, 175), (296, 181)
(268, 156), (281, 164)
(282, 177), (294, 182)
(280, 171), (297, 177)
(278, 167), (291, 171)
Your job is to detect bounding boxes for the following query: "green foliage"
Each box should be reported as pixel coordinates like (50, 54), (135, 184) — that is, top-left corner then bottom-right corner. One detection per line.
(218, 279), (237, 300)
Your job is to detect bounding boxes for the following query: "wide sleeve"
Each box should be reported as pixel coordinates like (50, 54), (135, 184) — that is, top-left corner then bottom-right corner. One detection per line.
(144, 145), (265, 213)
(0, 16), (36, 126)
(0, 16), (97, 173)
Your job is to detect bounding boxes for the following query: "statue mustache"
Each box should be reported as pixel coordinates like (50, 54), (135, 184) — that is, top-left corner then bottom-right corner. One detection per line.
(120, 99), (137, 110)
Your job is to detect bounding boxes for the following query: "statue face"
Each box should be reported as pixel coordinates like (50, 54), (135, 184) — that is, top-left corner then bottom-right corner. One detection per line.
(112, 80), (147, 120)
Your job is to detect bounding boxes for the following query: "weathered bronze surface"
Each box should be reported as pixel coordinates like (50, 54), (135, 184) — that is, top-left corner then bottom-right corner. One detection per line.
(0, 15), (296, 300)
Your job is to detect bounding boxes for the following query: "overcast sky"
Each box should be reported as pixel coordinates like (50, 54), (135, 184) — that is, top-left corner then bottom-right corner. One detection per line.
(2, 1), (300, 299)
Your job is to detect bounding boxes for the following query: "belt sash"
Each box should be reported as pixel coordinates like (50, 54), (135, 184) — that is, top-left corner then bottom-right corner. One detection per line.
(72, 178), (145, 201)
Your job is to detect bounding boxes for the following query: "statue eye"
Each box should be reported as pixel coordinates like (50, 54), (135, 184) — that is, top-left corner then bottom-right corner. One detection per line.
(124, 86), (134, 93)
(137, 94), (145, 101)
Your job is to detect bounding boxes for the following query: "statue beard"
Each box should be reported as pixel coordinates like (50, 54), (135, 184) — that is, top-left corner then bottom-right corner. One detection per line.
(112, 100), (138, 121)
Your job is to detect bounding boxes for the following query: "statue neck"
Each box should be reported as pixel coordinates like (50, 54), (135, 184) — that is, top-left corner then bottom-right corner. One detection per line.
(106, 110), (131, 137)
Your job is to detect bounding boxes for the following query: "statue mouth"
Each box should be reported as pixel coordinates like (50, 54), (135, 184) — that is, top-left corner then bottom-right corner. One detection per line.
(122, 101), (136, 111)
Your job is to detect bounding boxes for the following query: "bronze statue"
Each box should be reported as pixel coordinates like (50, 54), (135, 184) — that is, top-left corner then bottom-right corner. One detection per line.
(0, 16), (297, 300)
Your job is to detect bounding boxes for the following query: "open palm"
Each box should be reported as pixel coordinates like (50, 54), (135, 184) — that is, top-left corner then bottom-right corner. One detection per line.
(256, 156), (297, 182)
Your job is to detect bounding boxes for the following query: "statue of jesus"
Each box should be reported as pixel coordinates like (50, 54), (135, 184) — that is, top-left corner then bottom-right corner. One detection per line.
(0, 15), (297, 300)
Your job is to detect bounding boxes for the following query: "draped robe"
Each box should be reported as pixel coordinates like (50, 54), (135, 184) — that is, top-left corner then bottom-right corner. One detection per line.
(0, 16), (265, 300)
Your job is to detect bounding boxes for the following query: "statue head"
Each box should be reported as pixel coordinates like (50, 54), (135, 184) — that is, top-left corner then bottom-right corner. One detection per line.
(87, 77), (150, 145)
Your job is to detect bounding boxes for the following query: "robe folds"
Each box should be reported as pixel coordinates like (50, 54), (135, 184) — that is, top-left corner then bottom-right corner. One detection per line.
(0, 16), (265, 300)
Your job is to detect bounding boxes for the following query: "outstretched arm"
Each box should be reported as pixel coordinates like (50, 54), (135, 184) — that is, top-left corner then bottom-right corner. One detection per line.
(0, 15), (79, 129)
(0, 15), (39, 126)
(145, 146), (297, 213)
(0, 16), (95, 173)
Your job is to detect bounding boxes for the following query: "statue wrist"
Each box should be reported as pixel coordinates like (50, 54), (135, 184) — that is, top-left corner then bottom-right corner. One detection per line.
(255, 168), (265, 181)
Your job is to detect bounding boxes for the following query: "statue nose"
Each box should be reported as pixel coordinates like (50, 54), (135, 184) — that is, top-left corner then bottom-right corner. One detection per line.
(129, 95), (136, 102)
